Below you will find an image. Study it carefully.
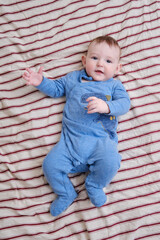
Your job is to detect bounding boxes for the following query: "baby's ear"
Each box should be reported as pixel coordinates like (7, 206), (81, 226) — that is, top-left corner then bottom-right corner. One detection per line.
(116, 63), (122, 73)
(81, 55), (86, 67)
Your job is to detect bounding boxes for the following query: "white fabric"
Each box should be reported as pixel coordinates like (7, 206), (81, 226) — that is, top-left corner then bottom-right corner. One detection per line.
(0, 0), (160, 239)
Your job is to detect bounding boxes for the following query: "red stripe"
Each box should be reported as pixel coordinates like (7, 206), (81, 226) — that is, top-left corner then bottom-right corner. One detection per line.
(0, 0), (136, 26)
(0, 190), (52, 204)
(1, 25), (159, 84)
(1, 125), (159, 155)
(122, 149), (160, 162)
(3, 210), (159, 239)
(118, 110), (160, 126)
(0, 148), (158, 166)
(135, 232), (160, 240)
(0, 0), (57, 7)
(119, 160), (160, 173)
(2, 24), (159, 85)
(1, 1), (159, 239)
(122, 53), (160, 67)
(0, 142), (56, 156)
(0, 22), (159, 73)
(0, 15), (159, 73)
(1, 117), (159, 153)
(89, 214), (160, 234)
(118, 119), (160, 135)
(2, 80), (156, 104)
(119, 139), (160, 153)
(0, 94), (65, 110)
(112, 170), (160, 186)
(1, 65), (160, 101)
(1, 89), (38, 100)
(1, 104), (158, 133)
(1, 161), (159, 199)
(0, 111), (63, 131)
(112, 170), (160, 185)
(0, 1), (157, 36)
(0, 0), (110, 33)
(1, 172), (159, 201)
(51, 221), (160, 240)
(1, 128), (159, 151)
(0, 183), (48, 194)
(127, 82), (160, 92)
(0, 101), (65, 120)
(0, 1), (157, 39)
(0, 107), (63, 129)
(130, 91), (160, 100)
(121, 64), (160, 77)
(100, 223), (160, 240)
(0, 165), (41, 174)
(0, 100), (62, 118)
(0, 131), (60, 148)
(0, 8), (159, 69)
(1, 168), (159, 195)
(1, 87), (159, 122)
(122, 44), (160, 59)
(0, 0), (85, 18)
(0, 191), (159, 231)
(0, 0), (31, 7)
(119, 130), (160, 144)
(1, 189), (159, 215)
(0, 201), (50, 213)
(0, 124), (60, 139)
(110, 180), (160, 196)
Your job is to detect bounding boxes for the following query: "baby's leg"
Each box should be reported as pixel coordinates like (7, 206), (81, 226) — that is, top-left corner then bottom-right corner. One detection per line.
(85, 139), (121, 207)
(42, 138), (77, 216)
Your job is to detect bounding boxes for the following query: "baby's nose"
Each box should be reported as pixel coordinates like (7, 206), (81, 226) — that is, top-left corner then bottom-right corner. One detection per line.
(97, 59), (103, 66)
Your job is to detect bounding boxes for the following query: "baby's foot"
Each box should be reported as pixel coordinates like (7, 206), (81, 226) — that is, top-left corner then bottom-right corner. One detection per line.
(50, 193), (77, 216)
(86, 186), (107, 207)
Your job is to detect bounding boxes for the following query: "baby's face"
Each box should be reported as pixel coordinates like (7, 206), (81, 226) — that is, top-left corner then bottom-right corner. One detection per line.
(82, 41), (121, 81)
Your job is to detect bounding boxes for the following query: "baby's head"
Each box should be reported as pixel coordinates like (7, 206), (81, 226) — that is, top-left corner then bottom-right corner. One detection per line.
(82, 36), (122, 81)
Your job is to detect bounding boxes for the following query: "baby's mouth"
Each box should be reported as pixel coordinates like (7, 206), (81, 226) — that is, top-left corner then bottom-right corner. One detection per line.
(95, 70), (103, 74)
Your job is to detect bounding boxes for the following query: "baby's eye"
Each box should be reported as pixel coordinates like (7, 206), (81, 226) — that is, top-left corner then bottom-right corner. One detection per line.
(106, 59), (112, 63)
(91, 56), (98, 60)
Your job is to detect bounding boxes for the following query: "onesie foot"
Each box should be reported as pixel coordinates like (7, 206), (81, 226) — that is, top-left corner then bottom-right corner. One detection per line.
(50, 193), (77, 216)
(86, 186), (107, 207)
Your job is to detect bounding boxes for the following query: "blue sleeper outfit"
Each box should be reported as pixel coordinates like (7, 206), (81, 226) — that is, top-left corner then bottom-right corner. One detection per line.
(37, 69), (130, 216)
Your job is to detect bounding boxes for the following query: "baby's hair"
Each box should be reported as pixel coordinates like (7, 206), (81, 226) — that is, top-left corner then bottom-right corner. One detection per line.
(89, 35), (121, 57)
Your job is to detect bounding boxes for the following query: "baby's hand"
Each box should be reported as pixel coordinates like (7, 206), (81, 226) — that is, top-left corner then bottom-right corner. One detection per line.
(22, 66), (43, 86)
(86, 96), (110, 114)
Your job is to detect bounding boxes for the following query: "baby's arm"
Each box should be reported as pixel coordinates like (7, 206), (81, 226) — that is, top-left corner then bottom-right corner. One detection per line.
(86, 97), (110, 114)
(23, 66), (72, 98)
(22, 67), (43, 86)
(107, 81), (131, 116)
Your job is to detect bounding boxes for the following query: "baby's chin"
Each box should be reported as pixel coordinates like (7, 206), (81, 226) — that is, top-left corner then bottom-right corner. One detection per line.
(90, 72), (110, 82)
(91, 75), (108, 82)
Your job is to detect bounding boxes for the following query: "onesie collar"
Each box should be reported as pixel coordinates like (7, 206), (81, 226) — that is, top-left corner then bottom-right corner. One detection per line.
(81, 69), (93, 81)
(80, 68), (114, 82)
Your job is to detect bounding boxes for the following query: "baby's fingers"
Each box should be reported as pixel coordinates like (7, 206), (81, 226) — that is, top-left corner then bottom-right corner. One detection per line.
(86, 96), (97, 102)
(22, 71), (33, 86)
(26, 67), (34, 74)
(87, 102), (97, 113)
(38, 66), (44, 75)
(22, 72), (29, 81)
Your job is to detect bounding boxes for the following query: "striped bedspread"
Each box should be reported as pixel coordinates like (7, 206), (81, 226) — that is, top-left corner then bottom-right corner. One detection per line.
(0, 0), (160, 239)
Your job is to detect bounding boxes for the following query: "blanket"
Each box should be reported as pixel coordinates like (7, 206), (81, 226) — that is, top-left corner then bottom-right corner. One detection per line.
(0, 0), (160, 239)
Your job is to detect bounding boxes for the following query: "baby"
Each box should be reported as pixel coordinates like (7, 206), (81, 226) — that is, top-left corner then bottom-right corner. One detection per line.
(23, 36), (130, 216)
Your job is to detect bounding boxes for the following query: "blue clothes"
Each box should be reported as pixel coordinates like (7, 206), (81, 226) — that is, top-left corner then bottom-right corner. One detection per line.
(37, 69), (130, 216)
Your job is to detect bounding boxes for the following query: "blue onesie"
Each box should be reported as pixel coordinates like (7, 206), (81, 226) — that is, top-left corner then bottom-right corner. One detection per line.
(37, 69), (130, 216)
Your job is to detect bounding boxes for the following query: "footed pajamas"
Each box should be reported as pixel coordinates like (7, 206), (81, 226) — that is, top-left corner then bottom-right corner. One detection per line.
(37, 69), (131, 216)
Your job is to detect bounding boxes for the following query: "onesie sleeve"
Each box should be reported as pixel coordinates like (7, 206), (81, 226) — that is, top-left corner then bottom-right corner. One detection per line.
(36, 75), (67, 98)
(106, 80), (131, 116)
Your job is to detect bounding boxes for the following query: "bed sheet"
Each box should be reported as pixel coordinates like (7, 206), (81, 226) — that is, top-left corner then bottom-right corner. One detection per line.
(0, 0), (160, 239)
